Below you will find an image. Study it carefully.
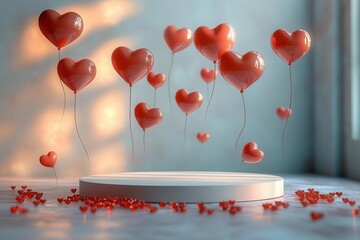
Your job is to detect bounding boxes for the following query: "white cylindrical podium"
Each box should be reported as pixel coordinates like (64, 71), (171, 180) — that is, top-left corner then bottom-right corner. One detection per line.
(79, 171), (284, 202)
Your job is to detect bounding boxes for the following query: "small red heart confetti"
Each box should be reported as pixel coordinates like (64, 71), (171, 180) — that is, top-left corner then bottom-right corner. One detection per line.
(301, 201), (309, 207)
(262, 203), (272, 210)
(275, 201), (283, 207)
(196, 202), (205, 208)
(57, 198), (64, 203)
(336, 192), (343, 197)
(79, 206), (88, 213)
(71, 188), (77, 194)
(349, 200), (356, 206)
(207, 209), (214, 215)
(10, 186), (16, 190)
(199, 207), (207, 214)
(342, 198), (349, 203)
(90, 207), (97, 214)
(21, 185), (27, 190)
(64, 199), (71, 205)
(310, 211), (324, 221)
(229, 200), (236, 205)
(282, 202), (289, 208)
(159, 202), (167, 208)
(35, 194), (43, 201)
(40, 199), (46, 204)
(10, 206), (19, 214)
(33, 201), (40, 206)
(271, 205), (278, 211)
(19, 208), (29, 214)
(16, 196), (25, 204)
(352, 209), (359, 217)
(149, 207), (158, 213)
(229, 207), (237, 215)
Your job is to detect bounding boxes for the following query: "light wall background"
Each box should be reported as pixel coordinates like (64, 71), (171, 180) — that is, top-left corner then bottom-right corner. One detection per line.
(0, 0), (313, 178)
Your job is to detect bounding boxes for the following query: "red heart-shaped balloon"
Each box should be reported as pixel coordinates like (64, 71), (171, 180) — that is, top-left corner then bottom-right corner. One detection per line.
(194, 23), (235, 62)
(112, 47), (154, 87)
(197, 132), (210, 143)
(39, 151), (57, 168)
(147, 72), (166, 89)
(134, 103), (163, 130)
(38, 9), (83, 50)
(242, 142), (264, 164)
(175, 89), (203, 115)
(57, 58), (96, 94)
(271, 29), (311, 64)
(164, 25), (192, 53)
(200, 68), (217, 84)
(219, 51), (265, 92)
(276, 107), (292, 120)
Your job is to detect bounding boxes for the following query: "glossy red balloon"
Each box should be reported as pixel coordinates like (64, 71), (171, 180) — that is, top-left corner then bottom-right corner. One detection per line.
(39, 151), (57, 168)
(147, 72), (166, 89)
(38, 9), (83, 50)
(134, 102), (163, 131)
(277, 107), (292, 120)
(57, 58), (96, 94)
(197, 132), (210, 143)
(242, 142), (264, 164)
(164, 25), (192, 53)
(271, 29), (311, 64)
(219, 51), (265, 92)
(112, 47), (154, 87)
(175, 89), (203, 115)
(194, 23), (236, 62)
(200, 68), (217, 84)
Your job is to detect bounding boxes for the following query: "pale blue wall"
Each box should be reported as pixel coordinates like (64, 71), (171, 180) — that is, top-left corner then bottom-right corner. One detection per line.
(0, 0), (313, 177)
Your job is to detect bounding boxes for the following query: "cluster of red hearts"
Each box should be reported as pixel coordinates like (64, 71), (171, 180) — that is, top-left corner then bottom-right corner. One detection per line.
(294, 188), (360, 220)
(9, 185), (359, 221)
(37, 9), (311, 170)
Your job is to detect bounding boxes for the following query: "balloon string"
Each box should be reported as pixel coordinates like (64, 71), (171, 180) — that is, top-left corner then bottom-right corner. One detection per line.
(74, 94), (90, 166)
(153, 89), (157, 107)
(182, 114), (188, 162)
(167, 53), (175, 115)
(204, 62), (217, 126)
(281, 64), (293, 161)
(143, 130), (146, 162)
(53, 167), (58, 185)
(129, 87), (135, 169)
(58, 50), (66, 124)
(235, 92), (247, 152)
(206, 83), (210, 102)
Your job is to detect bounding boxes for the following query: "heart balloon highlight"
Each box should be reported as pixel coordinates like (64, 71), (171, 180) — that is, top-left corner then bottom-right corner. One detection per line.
(175, 89), (203, 115)
(147, 72), (166, 89)
(39, 151), (57, 168)
(271, 29), (311, 64)
(194, 23), (235, 62)
(38, 9), (83, 50)
(164, 25), (192, 53)
(242, 142), (264, 164)
(277, 107), (292, 120)
(57, 58), (97, 94)
(197, 132), (210, 143)
(200, 68), (217, 84)
(134, 103), (163, 131)
(112, 47), (154, 87)
(219, 51), (265, 92)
